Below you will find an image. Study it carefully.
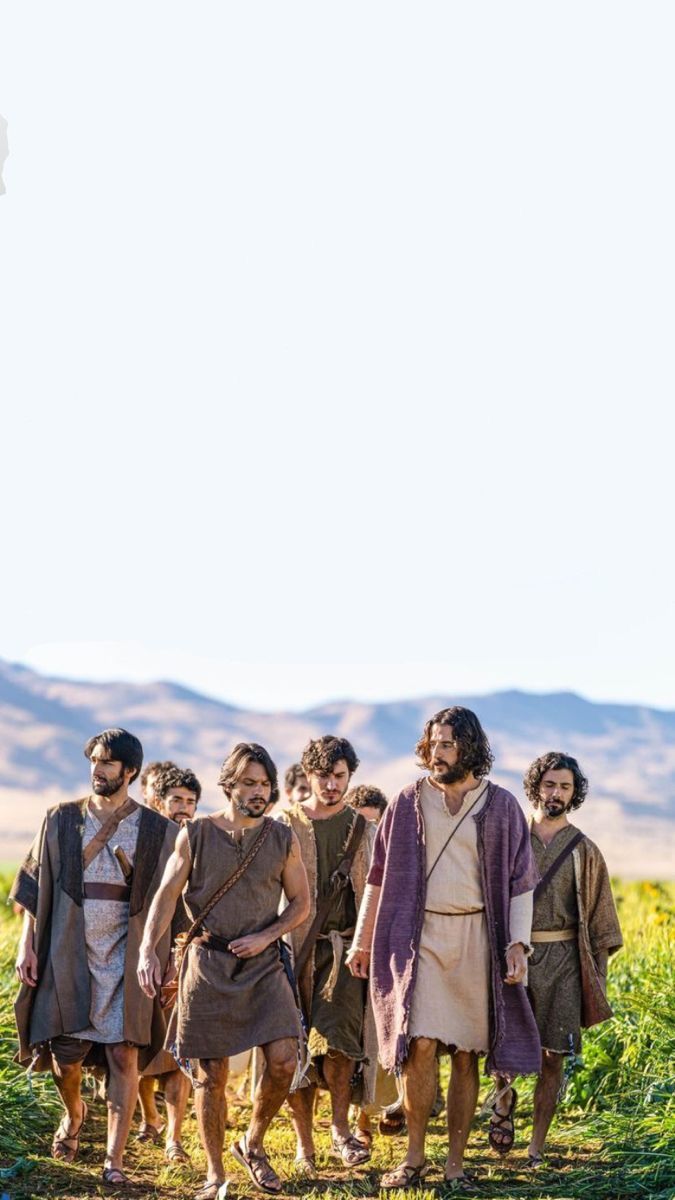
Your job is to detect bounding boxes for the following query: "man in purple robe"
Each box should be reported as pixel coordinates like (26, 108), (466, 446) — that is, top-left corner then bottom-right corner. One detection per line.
(347, 706), (541, 1190)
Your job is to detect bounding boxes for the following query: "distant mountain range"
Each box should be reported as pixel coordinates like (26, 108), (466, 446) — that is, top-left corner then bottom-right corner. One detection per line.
(1, 659), (673, 877)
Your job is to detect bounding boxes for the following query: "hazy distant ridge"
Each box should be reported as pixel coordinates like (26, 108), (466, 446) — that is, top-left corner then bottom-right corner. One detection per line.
(1, 660), (673, 877)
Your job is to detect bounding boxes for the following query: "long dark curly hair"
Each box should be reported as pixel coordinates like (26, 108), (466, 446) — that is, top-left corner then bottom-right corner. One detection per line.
(415, 706), (494, 778)
(523, 751), (588, 811)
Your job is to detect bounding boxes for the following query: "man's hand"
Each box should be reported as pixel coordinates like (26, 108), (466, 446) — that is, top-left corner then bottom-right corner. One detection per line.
(228, 931), (272, 959)
(504, 943), (527, 985)
(346, 947), (371, 979)
(138, 946), (163, 998)
(16, 939), (38, 987)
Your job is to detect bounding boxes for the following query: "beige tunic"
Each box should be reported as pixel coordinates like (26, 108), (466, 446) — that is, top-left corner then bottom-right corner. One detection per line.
(409, 779), (491, 1052)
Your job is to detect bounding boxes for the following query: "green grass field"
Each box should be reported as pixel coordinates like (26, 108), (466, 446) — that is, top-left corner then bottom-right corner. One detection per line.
(1, 874), (673, 1200)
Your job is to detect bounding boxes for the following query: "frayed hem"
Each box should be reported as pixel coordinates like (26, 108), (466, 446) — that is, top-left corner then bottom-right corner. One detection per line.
(408, 1034), (489, 1055)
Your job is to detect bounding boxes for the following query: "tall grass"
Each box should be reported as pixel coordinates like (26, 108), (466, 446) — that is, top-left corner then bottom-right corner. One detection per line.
(0, 871), (673, 1198)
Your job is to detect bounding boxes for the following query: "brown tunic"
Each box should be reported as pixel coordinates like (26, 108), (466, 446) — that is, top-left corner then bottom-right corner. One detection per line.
(171, 817), (301, 1060)
(528, 822), (623, 1051)
(529, 825), (583, 1053)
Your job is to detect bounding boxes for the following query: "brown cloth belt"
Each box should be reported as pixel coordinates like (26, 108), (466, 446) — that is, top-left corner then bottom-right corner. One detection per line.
(83, 882), (132, 902)
(531, 928), (577, 943)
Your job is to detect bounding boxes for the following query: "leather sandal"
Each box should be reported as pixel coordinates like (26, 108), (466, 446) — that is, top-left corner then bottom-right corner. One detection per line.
(488, 1086), (518, 1155)
(293, 1155), (318, 1179)
(136, 1121), (164, 1144)
(526, 1152), (545, 1169)
(330, 1131), (371, 1166)
(165, 1140), (190, 1163)
(51, 1101), (87, 1163)
(101, 1166), (132, 1188)
(442, 1176), (481, 1194)
(231, 1136), (282, 1194)
(193, 1180), (227, 1200)
(381, 1160), (431, 1189)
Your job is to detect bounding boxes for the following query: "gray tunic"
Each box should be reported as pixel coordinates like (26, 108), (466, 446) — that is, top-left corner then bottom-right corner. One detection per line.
(72, 806), (141, 1043)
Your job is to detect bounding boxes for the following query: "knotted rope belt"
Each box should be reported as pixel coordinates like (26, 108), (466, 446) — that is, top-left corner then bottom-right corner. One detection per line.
(317, 927), (355, 1002)
(530, 928), (577, 943)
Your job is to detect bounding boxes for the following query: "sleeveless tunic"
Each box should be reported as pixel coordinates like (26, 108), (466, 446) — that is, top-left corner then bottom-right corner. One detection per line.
(172, 817), (301, 1059)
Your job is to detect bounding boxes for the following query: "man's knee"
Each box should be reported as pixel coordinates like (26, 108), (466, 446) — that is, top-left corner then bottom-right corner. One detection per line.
(198, 1058), (229, 1092)
(263, 1041), (294, 1089)
(542, 1050), (564, 1076)
(451, 1050), (477, 1077)
(105, 1042), (138, 1080)
(408, 1036), (438, 1066)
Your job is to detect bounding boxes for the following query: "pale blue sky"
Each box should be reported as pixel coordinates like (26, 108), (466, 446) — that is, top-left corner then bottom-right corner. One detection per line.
(1, 3), (673, 712)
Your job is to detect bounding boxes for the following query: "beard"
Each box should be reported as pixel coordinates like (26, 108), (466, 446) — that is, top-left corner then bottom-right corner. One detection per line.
(233, 795), (268, 819)
(430, 761), (469, 786)
(534, 796), (571, 819)
(92, 768), (125, 797)
(321, 792), (346, 807)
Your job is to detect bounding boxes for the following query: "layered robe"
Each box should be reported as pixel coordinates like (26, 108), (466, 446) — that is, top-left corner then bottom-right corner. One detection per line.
(368, 779), (542, 1076)
(11, 797), (177, 1071)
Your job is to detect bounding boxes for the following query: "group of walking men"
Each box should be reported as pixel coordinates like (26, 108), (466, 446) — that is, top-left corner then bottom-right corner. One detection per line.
(12, 706), (622, 1195)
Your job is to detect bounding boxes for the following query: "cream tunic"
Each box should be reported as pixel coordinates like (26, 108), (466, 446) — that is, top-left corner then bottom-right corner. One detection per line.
(408, 778), (491, 1051)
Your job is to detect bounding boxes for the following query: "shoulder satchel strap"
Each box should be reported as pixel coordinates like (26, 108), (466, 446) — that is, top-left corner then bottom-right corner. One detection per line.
(294, 811), (367, 981)
(533, 830), (585, 901)
(181, 817), (274, 951)
(82, 797), (138, 871)
(425, 784), (487, 884)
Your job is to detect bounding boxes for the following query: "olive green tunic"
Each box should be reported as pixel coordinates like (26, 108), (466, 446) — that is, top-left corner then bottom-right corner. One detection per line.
(307, 809), (366, 1061)
(529, 825), (582, 1053)
(171, 817), (301, 1060)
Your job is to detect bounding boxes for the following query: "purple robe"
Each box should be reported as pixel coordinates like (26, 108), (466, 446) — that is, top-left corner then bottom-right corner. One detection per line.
(368, 779), (542, 1076)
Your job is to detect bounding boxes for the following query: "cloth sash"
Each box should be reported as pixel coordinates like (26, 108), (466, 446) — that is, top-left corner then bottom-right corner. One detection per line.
(531, 928), (577, 943)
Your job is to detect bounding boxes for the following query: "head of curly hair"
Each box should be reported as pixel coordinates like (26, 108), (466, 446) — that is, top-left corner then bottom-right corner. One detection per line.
(284, 763), (307, 792)
(154, 765), (202, 806)
(301, 735), (360, 778)
(345, 784), (388, 815)
(523, 751), (588, 811)
(415, 706), (494, 779)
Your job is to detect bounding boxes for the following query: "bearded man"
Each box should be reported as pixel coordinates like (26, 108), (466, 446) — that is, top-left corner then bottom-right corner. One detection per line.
(279, 735), (376, 1176)
(138, 743), (309, 1199)
(12, 728), (177, 1187)
(347, 706), (541, 1190)
(493, 752), (622, 1168)
(137, 765), (202, 1161)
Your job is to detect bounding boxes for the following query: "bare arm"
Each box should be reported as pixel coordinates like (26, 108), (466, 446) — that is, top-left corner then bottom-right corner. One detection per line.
(229, 831), (310, 959)
(137, 827), (192, 997)
(15, 909), (38, 987)
(346, 882), (381, 978)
